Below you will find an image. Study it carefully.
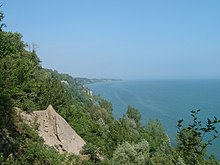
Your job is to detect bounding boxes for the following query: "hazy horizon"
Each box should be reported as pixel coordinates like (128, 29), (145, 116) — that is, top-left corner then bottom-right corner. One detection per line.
(3, 0), (220, 80)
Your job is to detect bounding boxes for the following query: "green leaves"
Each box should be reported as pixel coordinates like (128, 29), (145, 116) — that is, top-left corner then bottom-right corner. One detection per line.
(98, 99), (113, 113)
(176, 110), (220, 165)
(0, 32), (26, 58)
(126, 105), (141, 125)
(0, 10), (6, 31)
(145, 119), (170, 153)
(112, 140), (150, 165)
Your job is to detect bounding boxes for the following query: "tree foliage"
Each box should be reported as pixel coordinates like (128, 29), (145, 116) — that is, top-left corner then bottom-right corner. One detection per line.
(98, 99), (113, 113)
(0, 10), (6, 31)
(145, 119), (170, 152)
(126, 105), (141, 126)
(112, 140), (150, 165)
(176, 110), (220, 165)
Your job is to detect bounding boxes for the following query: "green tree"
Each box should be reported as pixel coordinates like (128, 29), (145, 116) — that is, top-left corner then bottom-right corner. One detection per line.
(126, 105), (141, 125)
(0, 10), (6, 31)
(0, 29), (42, 112)
(89, 104), (113, 125)
(36, 70), (72, 111)
(113, 141), (137, 165)
(98, 99), (113, 113)
(176, 110), (220, 165)
(145, 119), (170, 153)
(112, 140), (150, 165)
(0, 32), (26, 58)
(0, 91), (12, 129)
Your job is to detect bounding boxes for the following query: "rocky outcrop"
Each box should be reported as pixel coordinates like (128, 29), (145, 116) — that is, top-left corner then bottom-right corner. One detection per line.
(17, 105), (86, 155)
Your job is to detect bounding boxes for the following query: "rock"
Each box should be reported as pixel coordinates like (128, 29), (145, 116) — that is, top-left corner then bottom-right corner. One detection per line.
(17, 105), (86, 155)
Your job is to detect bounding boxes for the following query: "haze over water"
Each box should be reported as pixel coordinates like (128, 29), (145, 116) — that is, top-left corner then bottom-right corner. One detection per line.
(88, 79), (220, 159)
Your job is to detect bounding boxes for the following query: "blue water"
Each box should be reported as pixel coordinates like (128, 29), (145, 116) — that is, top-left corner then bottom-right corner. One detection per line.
(88, 80), (220, 159)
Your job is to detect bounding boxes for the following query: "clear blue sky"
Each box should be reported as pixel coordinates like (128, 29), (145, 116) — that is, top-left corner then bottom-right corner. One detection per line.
(2, 0), (220, 80)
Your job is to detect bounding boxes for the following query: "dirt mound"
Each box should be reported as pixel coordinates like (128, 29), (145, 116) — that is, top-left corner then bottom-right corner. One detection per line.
(18, 105), (86, 155)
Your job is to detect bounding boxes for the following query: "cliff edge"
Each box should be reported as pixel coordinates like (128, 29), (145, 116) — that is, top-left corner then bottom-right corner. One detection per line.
(17, 105), (86, 155)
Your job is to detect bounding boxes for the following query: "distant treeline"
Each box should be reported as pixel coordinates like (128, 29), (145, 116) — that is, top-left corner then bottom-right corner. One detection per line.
(74, 77), (121, 85)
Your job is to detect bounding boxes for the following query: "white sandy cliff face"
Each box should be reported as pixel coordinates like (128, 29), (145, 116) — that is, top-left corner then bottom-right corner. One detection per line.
(17, 105), (86, 155)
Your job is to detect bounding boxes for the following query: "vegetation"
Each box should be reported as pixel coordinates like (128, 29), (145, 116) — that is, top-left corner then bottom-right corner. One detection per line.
(0, 9), (220, 164)
(176, 110), (220, 165)
(74, 78), (121, 85)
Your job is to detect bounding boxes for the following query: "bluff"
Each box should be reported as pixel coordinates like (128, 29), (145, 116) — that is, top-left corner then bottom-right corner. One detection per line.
(16, 105), (86, 155)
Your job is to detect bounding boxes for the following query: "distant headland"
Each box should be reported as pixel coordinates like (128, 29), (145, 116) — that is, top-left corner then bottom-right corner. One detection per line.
(74, 78), (121, 85)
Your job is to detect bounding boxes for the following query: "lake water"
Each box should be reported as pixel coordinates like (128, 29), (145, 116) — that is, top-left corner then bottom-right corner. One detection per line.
(88, 80), (220, 159)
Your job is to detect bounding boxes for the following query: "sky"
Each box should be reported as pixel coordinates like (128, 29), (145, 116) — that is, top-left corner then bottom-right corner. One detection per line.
(1, 0), (220, 80)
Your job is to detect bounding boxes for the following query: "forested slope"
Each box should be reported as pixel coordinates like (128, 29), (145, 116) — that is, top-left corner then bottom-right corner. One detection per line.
(0, 10), (219, 165)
